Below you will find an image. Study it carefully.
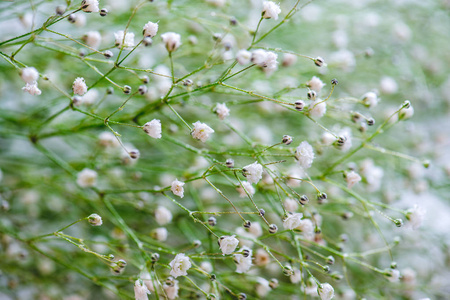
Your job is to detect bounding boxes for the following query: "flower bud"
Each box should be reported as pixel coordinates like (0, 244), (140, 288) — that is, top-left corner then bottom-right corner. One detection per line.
(226, 158), (234, 168)
(208, 216), (217, 226)
(269, 224), (278, 234)
(138, 85), (147, 95)
(295, 100), (305, 111)
(243, 220), (251, 228)
(143, 37), (153, 47)
(100, 8), (108, 17)
(394, 219), (403, 227)
(299, 195), (309, 205)
(314, 56), (325, 67)
(269, 278), (279, 289)
(282, 135), (293, 145)
(103, 50), (113, 58)
(151, 253), (160, 262)
(238, 293), (247, 300)
(331, 78), (339, 85)
(88, 213), (102, 226)
(307, 90), (317, 100)
(123, 85), (131, 94)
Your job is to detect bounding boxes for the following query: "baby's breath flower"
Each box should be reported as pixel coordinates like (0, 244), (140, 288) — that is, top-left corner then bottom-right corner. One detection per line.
(251, 49), (278, 74)
(161, 32), (181, 52)
(169, 253), (192, 278)
(254, 248), (270, 266)
(171, 179), (185, 198)
(83, 31), (102, 49)
(88, 213), (102, 226)
(248, 221), (263, 237)
(242, 162), (263, 184)
(143, 119), (162, 139)
(81, 0), (99, 13)
(214, 103), (230, 120)
(152, 227), (168, 241)
(399, 101), (414, 119)
(295, 141), (315, 169)
(406, 205), (426, 229)
(284, 198), (299, 212)
(76, 168), (97, 188)
(262, 1), (281, 20)
(72, 77), (88, 96)
(155, 206), (172, 225)
(134, 279), (151, 300)
(362, 91), (379, 108)
(143, 21), (158, 38)
(345, 171), (361, 188)
(283, 213), (303, 230)
(191, 121), (214, 142)
(290, 269), (302, 284)
(236, 49), (252, 65)
(22, 82), (41, 96)
(234, 247), (252, 273)
(163, 279), (179, 300)
(318, 283), (335, 300)
(282, 53), (297, 67)
(219, 235), (239, 255)
(98, 132), (119, 148)
(21, 67), (39, 83)
(297, 219), (314, 240)
(308, 76), (325, 93)
(309, 99), (327, 118)
(256, 277), (271, 297)
(384, 268), (400, 282)
(237, 181), (255, 197)
(114, 30), (135, 50)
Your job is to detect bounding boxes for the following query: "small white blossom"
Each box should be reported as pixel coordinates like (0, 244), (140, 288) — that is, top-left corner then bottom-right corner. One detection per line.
(143, 21), (158, 38)
(114, 30), (135, 50)
(321, 132), (336, 146)
(399, 102), (414, 119)
(318, 283), (335, 300)
(254, 248), (270, 266)
(248, 221), (263, 237)
(360, 159), (384, 191)
(251, 49), (278, 74)
(200, 261), (213, 273)
(256, 277), (271, 297)
(139, 271), (155, 292)
(219, 235), (239, 255)
(214, 103), (230, 120)
(143, 119), (162, 139)
(134, 279), (151, 300)
(21, 67), (39, 83)
(169, 253), (192, 278)
(337, 128), (352, 152)
(84, 31), (102, 49)
(384, 269), (400, 282)
(237, 181), (255, 197)
(262, 1), (281, 20)
(191, 121), (214, 142)
(308, 99), (327, 118)
(81, 0), (99, 13)
(76, 168), (97, 188)
(155, 206), (172, 225)
(152, 227), (168, 241)
(290, 269), (302, 283)
(81, 88), (99, 106)
(295, 141), (315, 169)
(242, 162), (263, 184)
(99, 132), (120, 148)
(161, 32), (181, 52)
(380, 76), (398, 94)
(406, 205), (426, 230)
(72, 77), (88, 96)
(236, 49), (252, 65)
(171, 179), (185, 198)
(283, 213), (303, 230)
(297, 219), (314, 240)
(88, 214), (102, 226)
(345, 171), (361, 188)
(284, 198), (299, 212)
(22, 82), (41, 96)
(163, 279), (179, 300)
(362, 91), (379, 108)
(234, 247), (252, 273)
(282, 53), (297, 67)
(305, 278), (319, 296)
(308, 76), (325, 93)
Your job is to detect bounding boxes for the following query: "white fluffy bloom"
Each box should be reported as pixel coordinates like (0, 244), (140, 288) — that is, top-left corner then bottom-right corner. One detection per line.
(140, 271), (155, 292)
(134, 279), (151, 300)
(155, 206), (172, 225)
(21, 67), (39, 83)
(191, 121), (214, 142)
(163, 279), (179, 300)
(152, 227), (168, 241)
(262, 1), (281, 20)
(84, 31), (102, 49)
(99, 132), (120, 148)
(295, 141), (315, 169)
(161, 32), (181, 52)
(219, 235), (239, 255)
(256, 277), (271, 297)
(143, 21), (158, 37)
(321, 132), (335, 146)
(251, 49), (278, 74)
(76, 168), (97, 188)
(318, 283), (335, 300)
(236, 49), (252, 65)
(406, 205), (426, 230)
(282, 53), (297, 67)
(171, 179), (185, 198)
(234, 247), (252, 273)
(214, 103), (230, 120)
(297, 219), (314, 240)
(384, 269), (400, 282)
(360, 159), (384, 191)
(284, 198), (299, 212)
(22, 82), (41, 96)
(283, 213), (303, 230)
(290, 269), (302, 284)
(242, 162), (263, 184)
(254, 248), (270, 266)
(248, 221), (263, 237)
(200, 261), (213, 273)
(308, 76), (325, 93)
(169, 253), (192, 278)
(143, 119), (162, 139)
(337, 128), (352, 152)
(380, 76), (398, 94)
(88, 214), (102, 226)
(362, 91), (379, 108)
(81, 0), (99, 13)
(81, 88), (99, 106)
(399, 102), (414, 119)
(309, 99), (327, 118)
(114, 30), (135, 50)
(345, 171), (361, 188)
(72, 77), (88, 96)
(237, 181), (255, 197)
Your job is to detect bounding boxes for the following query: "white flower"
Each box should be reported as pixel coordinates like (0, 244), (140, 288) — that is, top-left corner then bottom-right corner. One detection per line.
(336, 128), (352, 152)
(380, 76), (398, 94)
(81, 0), (99, 13)
(318, 283), (335, 300)
(236, 227), (254, 248)
(262, 1), (281, 20)
(309, 99), (327, 118)
(284, 198), (299, 212)
(295, 141), (315, 169)
(191, 121), (214, 142)
(21, 67), (39, 83)
(237, 181), (255, 198)
(171, 179), (185, 198)
(399, 102), (414, 119)
(143, 119), (162, 139)
(81, 88), (98, 105)
(88, 214), (102, 226)
(84, 31), (102, 49)
(22, 82), (41, 96)
(362, 91), (379, 108)
(345, 171), (361, 188)
(200, 261), (213, 273)
(290, 269), (302, 284)
(305, 278), (318, 296)
(169, 253), (192, 278)
(72, 77), (88, 96)
(282, 53), (297, 67)
(139, 271), (155, 292)
(406, 205), (426, 230)
(251, 49), (278, 74)
(161, 32), (181, 52)
(308, 76), (325, 93)
(219, 235), (239, 255)
(242, 162), (263, 184)
(248, 221), (263, 237)
(114, 30), (135, 50)
(143, 21), (158, 37)
(254, 248), (270, 266)
(236, 49), (252, 65)
(297, 219), (314, 240)
(152, 227), (168, 241)
(134, 279), (151, 300)
(155, 206), (172, 225)
(99, 132), (120, 148)
(384, 269), (400, 282)
(360, 159), (384, 191)
(256, 277), (271, 297)
(214, 103), (230, 120)
(321, 132), (335, 146)
(234, 247), (252, 273)
(76, 168), (97, 188)
(163, 279), (179, 300)
(283, 213), (303, 230)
